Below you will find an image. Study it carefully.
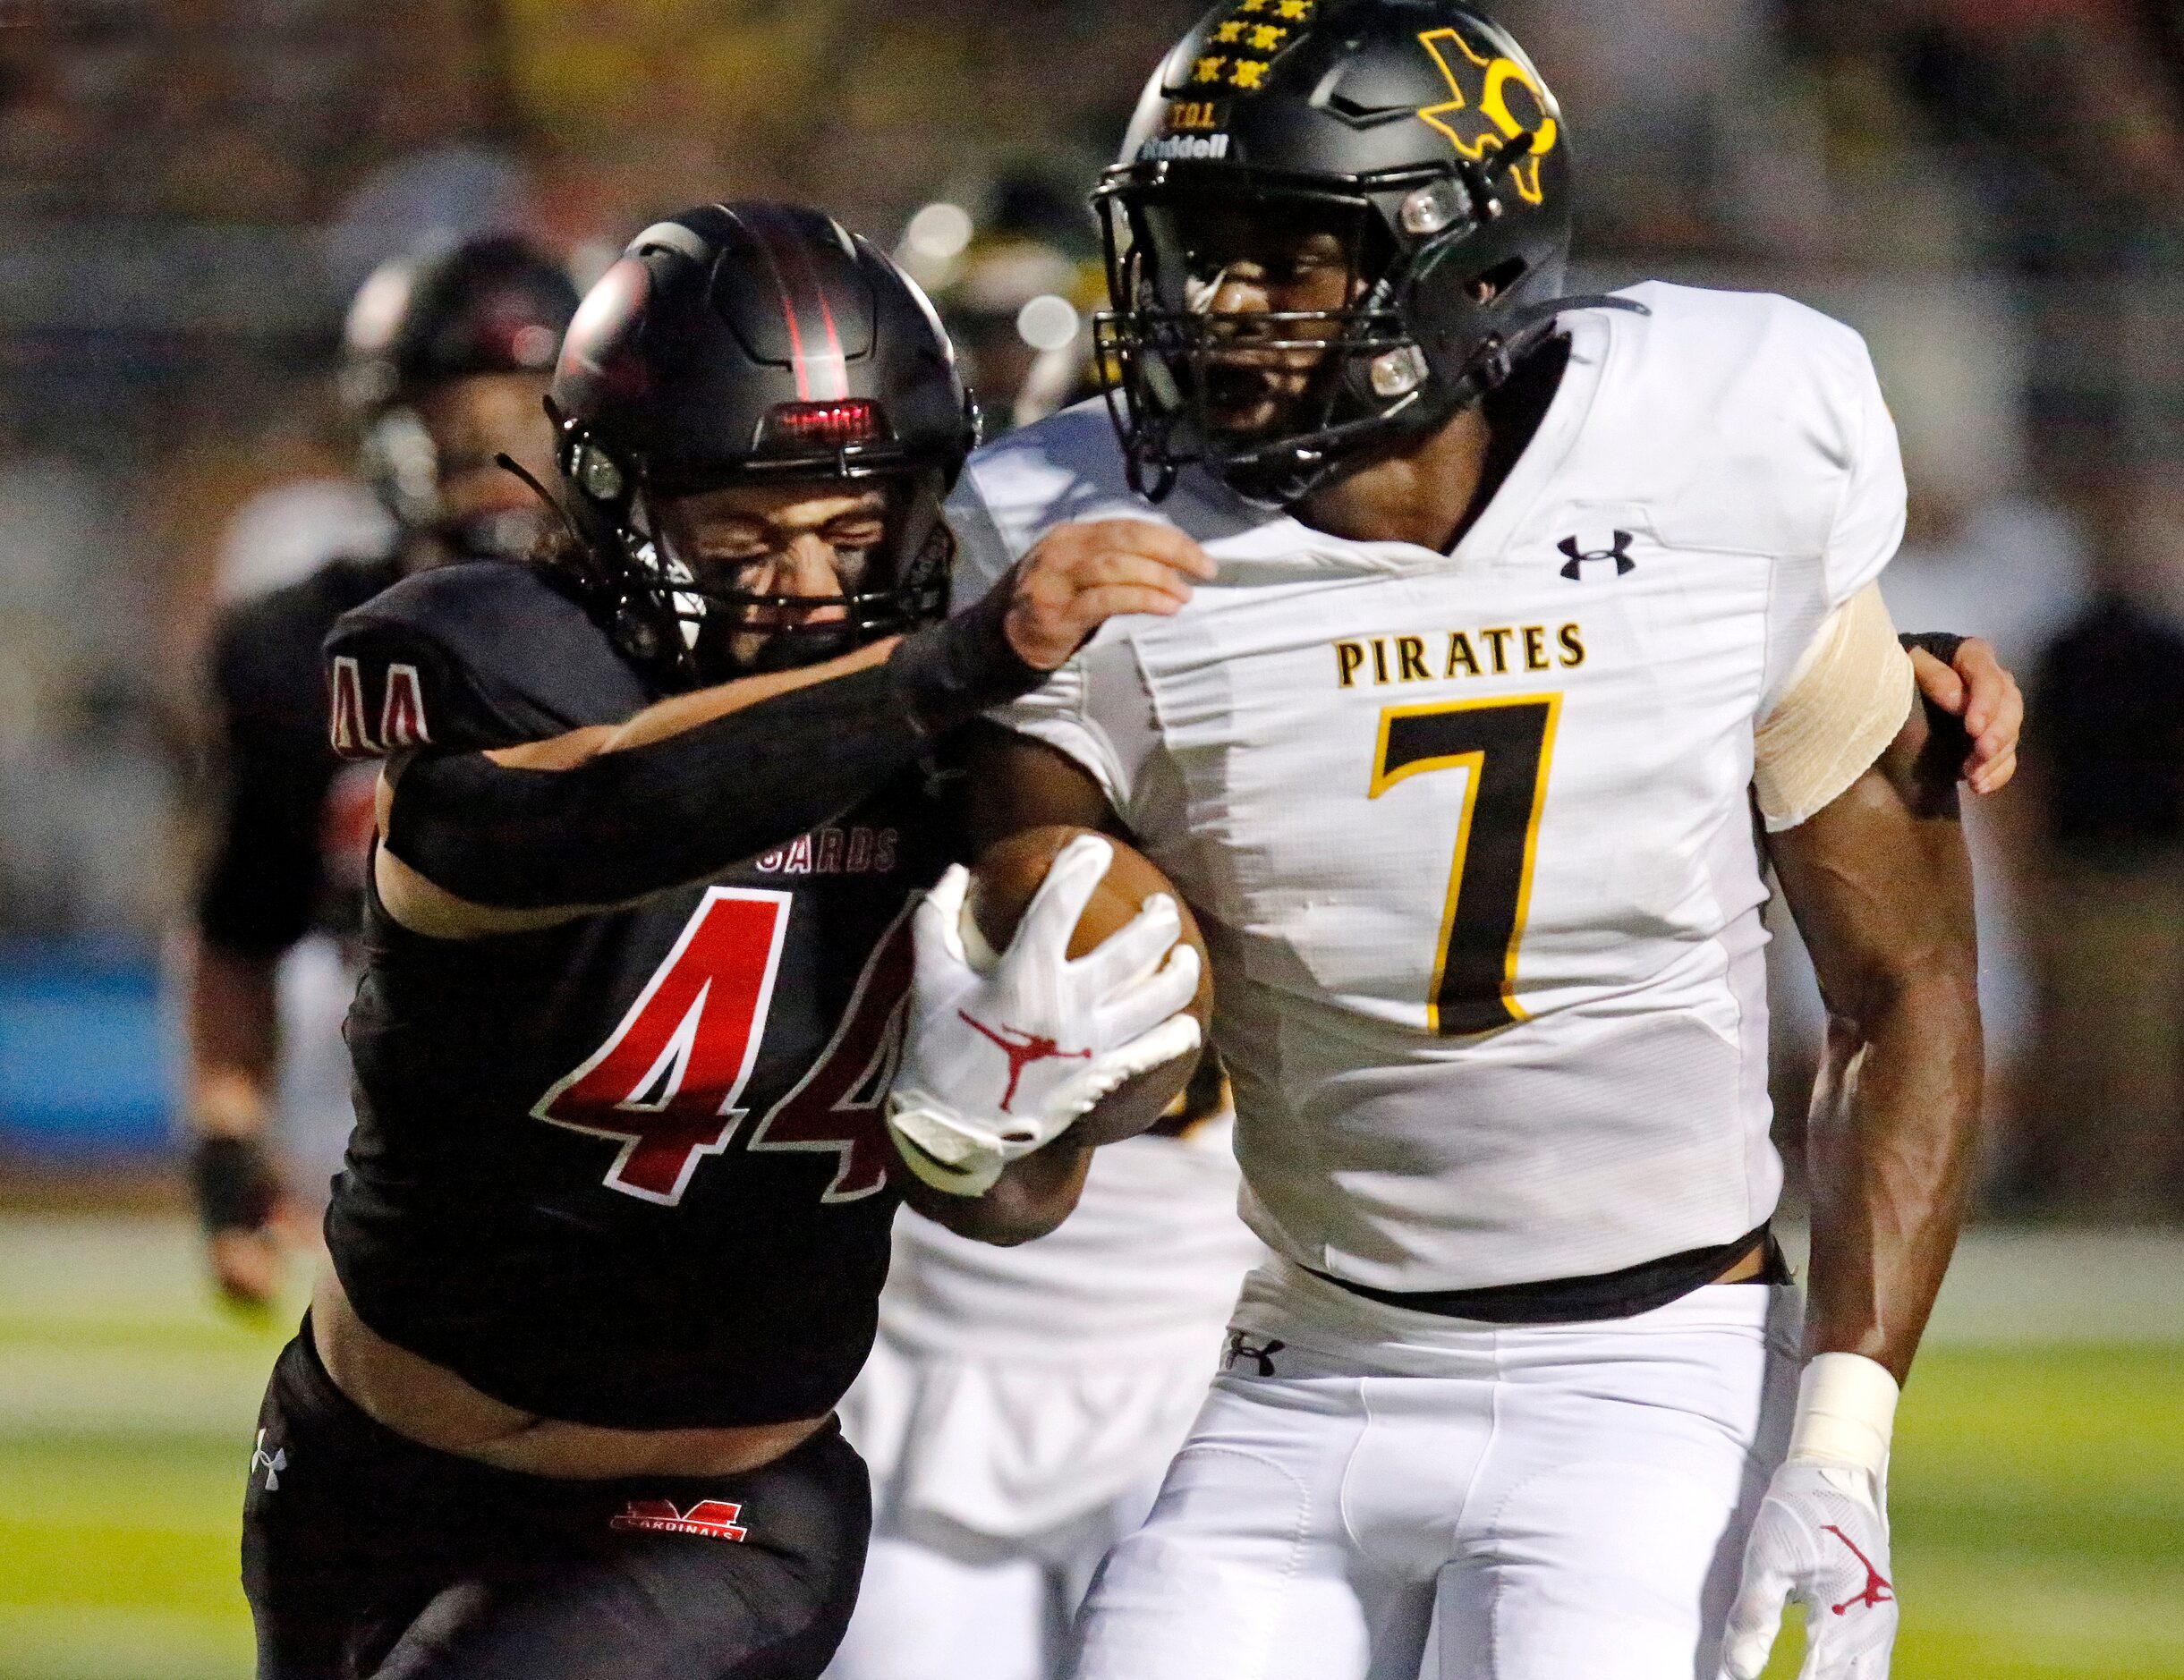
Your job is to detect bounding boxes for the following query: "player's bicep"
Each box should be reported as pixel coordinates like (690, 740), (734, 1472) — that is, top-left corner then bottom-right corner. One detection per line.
(371, 751), (600, 939)
(964, 721), (1126, 854)
(1766, 705), (1974, 1026)
(196, 731), (329, 958)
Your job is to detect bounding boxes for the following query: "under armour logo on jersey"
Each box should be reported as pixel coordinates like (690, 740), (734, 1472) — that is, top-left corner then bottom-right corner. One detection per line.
(251, 1429), (287, 1491)
(1822, 1525), (1894, 1615)
(608, 1498), (749, 1543)
(1224, 1330), (1286, 1376)
(956, 1012), (1090, 1112)
(1557, 531), (1636, 581)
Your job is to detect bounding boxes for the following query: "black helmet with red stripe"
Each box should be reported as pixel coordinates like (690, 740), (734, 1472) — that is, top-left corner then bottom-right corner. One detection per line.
(546, 202), (978, 686)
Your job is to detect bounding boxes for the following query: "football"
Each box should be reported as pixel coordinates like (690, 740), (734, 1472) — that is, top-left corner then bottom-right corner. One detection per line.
(964, 825), (1214, 1146)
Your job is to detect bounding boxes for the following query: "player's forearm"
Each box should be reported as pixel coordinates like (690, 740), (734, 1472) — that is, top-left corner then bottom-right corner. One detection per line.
(964, 721), (1125, 851)
(183, 938), (281, 1137)
(898, 1138), (1094, 1245)
(1803, 967), (1982, 1384)
(1771, 700), (1983, 1385)
(180, 938), (290, 1249)
(381, 593), (1043, 922)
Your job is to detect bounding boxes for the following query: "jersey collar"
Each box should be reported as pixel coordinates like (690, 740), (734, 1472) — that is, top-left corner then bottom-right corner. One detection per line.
(1178, 303), (1618, 581)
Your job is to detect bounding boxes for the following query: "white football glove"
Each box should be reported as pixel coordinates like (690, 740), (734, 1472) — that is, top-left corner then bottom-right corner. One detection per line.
(887, 834), (1203, 1195)
(1720, 1353), (1901, 1680)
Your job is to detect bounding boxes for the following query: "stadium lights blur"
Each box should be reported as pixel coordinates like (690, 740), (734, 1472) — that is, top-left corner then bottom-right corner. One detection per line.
(897, 202), (974, 289)
(1016, 293), (1081, 352)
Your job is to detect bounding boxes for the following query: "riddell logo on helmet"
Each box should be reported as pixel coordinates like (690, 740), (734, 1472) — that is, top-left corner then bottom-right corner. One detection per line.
(1140, 132), (1232, 162)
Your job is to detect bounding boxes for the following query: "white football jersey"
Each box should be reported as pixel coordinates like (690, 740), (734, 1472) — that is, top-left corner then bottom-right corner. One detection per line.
(878, 1121), (1263, 1359)
(949, 283), (1907, 1292)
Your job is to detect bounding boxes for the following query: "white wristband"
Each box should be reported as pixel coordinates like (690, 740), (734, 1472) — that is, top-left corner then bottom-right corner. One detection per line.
(886, 1107), (1004, 1198)
(1788, 1352), (1899, 1480)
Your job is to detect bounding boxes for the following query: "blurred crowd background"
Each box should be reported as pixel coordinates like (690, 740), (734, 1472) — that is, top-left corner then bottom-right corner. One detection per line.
(4, 0), (2184, 1225)
(3, 9), (2182, 1680)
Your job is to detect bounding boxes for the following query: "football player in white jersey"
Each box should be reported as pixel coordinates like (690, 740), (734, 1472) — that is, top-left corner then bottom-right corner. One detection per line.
(828, 1059), (1267, 1680)
(887, 4), (2016, 1677)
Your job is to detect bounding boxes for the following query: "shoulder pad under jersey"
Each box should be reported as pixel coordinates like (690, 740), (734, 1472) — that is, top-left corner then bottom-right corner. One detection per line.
(323, 560), (649, 759)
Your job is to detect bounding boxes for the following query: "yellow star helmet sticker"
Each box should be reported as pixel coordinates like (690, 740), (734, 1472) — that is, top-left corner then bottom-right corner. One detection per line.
(1182, 0), (1314, 94)
(1415, 26), (1559, 206)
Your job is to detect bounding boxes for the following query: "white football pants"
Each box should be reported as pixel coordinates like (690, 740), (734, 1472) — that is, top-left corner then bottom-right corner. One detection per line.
(1072, 1260), (1801, 1680)
(828, 1489), (1158, 1680)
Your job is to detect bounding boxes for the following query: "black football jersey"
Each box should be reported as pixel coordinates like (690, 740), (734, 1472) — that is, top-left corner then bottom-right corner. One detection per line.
(196, 553), (402, 957)
(320, 561), (959, 1429)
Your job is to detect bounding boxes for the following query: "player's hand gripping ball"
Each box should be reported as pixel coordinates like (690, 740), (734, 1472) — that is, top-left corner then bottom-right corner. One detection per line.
(886, 830), (1207, 1195)
(965, 826), (1213, 1144)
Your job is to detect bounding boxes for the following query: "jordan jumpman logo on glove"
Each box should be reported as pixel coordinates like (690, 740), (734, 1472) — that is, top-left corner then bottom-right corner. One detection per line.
(1721, 1459), (1898, 1680)
(888, 835), (1202, 1195)
(953, 1012), (1091, 1112)
(1720, 1353), (1900, 1680)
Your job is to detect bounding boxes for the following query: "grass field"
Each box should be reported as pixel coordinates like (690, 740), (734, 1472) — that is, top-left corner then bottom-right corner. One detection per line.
(2, 1217), (2180, 1679)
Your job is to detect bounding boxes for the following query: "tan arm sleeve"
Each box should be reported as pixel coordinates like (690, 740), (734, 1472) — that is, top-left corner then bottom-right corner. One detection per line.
(1753, 581), (1916, 832)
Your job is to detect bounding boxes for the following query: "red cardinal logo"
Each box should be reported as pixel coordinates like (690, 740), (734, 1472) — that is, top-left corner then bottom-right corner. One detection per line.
(1822, 1525), (1894, 1615)
(956, 1012), (1090, 1112)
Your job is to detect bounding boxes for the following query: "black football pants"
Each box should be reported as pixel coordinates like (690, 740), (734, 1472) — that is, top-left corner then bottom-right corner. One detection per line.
(242, 1329), (869, 1680)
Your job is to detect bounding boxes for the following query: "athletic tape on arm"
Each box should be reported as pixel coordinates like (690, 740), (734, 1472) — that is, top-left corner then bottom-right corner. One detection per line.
(1752, 582), (1916, 832)
(1788, 1351), (1899, 1478)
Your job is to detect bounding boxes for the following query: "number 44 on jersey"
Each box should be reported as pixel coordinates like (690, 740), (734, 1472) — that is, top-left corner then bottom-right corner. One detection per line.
(531, 887), (911, 1206)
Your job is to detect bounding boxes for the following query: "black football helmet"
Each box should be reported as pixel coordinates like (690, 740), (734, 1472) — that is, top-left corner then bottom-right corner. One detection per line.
(341, 235), (579, 536)
(546, 202), (979, 688)
(1095, 0), (1599, 505)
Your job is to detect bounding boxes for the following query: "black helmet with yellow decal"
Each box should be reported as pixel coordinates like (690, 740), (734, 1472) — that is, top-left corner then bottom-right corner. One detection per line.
(1094, 0), (1584, 505)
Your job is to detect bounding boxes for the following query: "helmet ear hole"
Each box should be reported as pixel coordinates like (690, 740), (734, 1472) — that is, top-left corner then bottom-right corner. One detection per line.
(1466, 257), (1529, 306)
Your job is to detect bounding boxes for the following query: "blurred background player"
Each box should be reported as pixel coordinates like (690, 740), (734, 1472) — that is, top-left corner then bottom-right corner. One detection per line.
(179, 235), (578, 1308)
(829, 1054), (1263, 1680)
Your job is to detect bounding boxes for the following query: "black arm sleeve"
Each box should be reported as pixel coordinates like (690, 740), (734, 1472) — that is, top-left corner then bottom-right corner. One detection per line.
(1898, 631), (1966, 667)
(378, 571), (1050, 911)
(194, 606), (336, 958)
(196, 738), (327, 957)
(387, 664), (922, 909)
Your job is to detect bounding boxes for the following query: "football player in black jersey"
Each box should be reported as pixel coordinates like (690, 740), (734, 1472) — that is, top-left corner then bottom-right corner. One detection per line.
(185, 236), (579, 1309)
(240, 203), (1211, 1680)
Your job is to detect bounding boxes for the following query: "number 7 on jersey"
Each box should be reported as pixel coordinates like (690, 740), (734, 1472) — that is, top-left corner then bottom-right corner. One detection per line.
(1370, 694), (1560, 1035)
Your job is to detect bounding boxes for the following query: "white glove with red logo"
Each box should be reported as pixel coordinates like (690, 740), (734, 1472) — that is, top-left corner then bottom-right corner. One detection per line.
(887, 834), (1203, 1196)
(1720, 1354), (1901, 1680)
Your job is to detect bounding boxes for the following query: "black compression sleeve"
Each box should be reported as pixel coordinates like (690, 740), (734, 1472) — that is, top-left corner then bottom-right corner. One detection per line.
(195, 732), (328, 957)
(1899, 631), (1967, 666)
(385, 570), (1053, 912)
(888, 568), (1045, 734)
(385, 664), (918, 910)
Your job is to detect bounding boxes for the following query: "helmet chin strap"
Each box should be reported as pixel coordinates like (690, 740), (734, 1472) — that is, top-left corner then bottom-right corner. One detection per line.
(494, 451), (591, 556)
